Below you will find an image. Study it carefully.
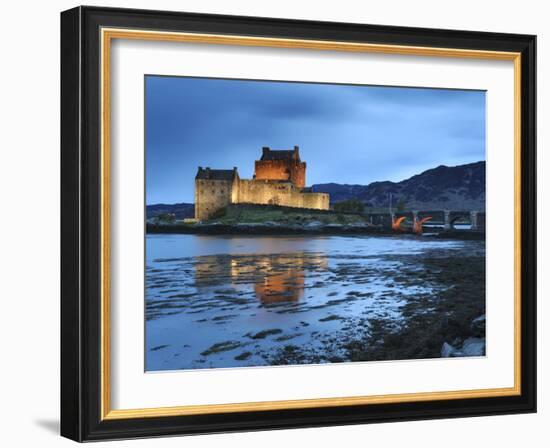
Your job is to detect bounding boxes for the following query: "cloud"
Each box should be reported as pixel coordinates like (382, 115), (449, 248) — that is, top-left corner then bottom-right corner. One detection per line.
(145, 76), (485, 204)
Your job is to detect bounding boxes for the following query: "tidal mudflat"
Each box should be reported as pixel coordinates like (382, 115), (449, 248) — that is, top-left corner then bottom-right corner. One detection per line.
(145, 234), (485, 371)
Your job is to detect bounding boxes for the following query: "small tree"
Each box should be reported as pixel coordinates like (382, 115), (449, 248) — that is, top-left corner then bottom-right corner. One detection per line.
(396, 197), (407, 212)
(334, 199), (365, 214)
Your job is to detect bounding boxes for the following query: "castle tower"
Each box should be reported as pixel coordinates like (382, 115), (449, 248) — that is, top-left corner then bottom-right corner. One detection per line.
(253, 146), (306, 188)
(194, 166), (239, 220)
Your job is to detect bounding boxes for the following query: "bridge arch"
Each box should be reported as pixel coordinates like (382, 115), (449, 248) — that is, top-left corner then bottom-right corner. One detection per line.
(448, 211), (475, 230)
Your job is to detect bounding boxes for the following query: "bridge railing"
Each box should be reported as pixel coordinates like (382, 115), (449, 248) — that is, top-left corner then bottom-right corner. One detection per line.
(364, 210), (485, 231)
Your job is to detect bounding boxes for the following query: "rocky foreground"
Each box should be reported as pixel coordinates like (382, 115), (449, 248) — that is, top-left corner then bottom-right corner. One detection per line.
(261, 249), (486, 365)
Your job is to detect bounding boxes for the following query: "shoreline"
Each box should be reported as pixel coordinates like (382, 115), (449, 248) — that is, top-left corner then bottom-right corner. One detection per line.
(262, 249), (486, 366)
(146, 223), (485, 240)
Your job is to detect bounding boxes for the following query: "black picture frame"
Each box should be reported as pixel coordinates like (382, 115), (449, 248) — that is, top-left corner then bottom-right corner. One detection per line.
(61, 5), (536, 442)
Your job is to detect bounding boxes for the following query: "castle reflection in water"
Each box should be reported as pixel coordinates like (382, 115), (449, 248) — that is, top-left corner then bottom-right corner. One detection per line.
(193, 252), (328, 304)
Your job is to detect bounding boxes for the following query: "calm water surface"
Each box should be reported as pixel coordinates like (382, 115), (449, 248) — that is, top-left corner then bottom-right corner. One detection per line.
(145, 234), (467, 371)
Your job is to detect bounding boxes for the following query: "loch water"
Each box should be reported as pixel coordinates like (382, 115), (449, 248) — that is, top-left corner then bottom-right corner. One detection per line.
(145, 233), (481, 371)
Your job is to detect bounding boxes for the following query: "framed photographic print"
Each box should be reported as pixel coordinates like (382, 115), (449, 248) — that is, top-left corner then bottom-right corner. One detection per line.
(60, 6), (536, 442)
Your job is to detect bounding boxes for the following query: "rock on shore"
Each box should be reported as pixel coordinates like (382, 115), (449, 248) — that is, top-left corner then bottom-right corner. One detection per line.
(441, 315), (486, 357)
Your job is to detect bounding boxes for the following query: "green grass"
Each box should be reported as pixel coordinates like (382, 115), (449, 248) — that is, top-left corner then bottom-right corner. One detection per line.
(206, 204), (367, 225)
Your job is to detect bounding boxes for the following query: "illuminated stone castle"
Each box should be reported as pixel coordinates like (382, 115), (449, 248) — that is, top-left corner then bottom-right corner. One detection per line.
(194, 146), (330, 220)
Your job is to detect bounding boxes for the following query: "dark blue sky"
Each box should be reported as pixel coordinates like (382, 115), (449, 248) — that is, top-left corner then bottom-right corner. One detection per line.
(146, 76), (485, 204)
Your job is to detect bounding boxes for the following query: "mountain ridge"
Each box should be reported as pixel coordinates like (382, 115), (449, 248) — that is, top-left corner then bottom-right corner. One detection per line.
(312, 161), (485, 211)
(147, 202), (195, 219)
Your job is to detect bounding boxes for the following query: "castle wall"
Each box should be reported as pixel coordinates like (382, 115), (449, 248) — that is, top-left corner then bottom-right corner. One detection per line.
(235, 179), (329, 210)
(194, 178), (233, 220)
(194, 149), (328, 220)
(254, 160), (306, 189)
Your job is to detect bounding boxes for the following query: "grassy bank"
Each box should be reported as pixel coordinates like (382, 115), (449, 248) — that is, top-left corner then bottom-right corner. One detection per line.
(146, 204), (485, 239)
(206, 203), (367, 225)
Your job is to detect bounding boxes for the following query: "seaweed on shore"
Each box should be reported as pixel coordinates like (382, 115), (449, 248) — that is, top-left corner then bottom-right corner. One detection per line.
(245, 329), (283, 339)
(200, 341), (242, 356)
(263, 251), (486, 365)
(353, 255), (486, 361)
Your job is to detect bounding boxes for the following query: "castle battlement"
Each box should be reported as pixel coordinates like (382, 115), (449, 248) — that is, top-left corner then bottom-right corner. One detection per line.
(194, 146), (329, 220)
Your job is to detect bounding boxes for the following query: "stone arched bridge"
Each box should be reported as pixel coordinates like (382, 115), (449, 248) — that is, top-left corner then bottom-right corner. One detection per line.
(366, 210), (485, 230)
